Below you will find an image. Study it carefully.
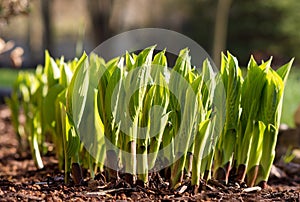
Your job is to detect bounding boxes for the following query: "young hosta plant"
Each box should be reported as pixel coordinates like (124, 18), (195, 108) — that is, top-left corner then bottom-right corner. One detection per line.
(254, 59), (293, 188)
(6, 73), (28, 153)
(136, 50), (170, 185)
(122, 47), (155, 184)
(169, 48), (197, 188)
(214, 52), (243, 184)
(147, 50), (170, 171)
(8, 69), (45, 169)
(191, 60), (216, 188)
(43, 52), (66, 169)
(235, 57), (293, 186)
(235, 58), (268, 183)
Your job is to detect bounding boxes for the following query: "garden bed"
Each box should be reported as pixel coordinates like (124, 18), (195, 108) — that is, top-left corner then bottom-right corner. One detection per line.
(1, 105), (299, 201)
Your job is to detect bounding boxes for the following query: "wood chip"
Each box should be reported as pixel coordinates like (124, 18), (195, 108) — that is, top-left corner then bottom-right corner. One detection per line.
(270, 165), (287, 178)
(205, 183), (218, 192)
(242, 186), (262, 193)
(176, 185), (188, 194)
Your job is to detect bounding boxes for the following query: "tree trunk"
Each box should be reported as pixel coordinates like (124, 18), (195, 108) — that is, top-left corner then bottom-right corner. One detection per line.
(87, 0), (114, 45)
(213, 0), (233, 67)
(41, 0), (52, 53)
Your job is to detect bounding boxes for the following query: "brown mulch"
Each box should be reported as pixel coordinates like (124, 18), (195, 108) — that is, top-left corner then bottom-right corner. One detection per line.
(0, 105), (300, 201)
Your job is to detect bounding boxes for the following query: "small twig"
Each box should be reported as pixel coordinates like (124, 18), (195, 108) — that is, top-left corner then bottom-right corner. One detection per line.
(136, 185), (156, 195)
(86, 187), (137, 196)
(208, 179), (227, 189)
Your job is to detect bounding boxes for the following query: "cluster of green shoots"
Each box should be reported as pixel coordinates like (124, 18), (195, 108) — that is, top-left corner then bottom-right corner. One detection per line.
(214, 53), (293, 188)
(7, 46), (293, 189)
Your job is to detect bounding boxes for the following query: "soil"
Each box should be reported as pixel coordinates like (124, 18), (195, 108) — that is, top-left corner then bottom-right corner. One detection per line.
(0, 105), (300, 201)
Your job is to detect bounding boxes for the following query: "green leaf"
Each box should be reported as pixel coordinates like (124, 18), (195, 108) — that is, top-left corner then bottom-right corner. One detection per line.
(173, 48), (191, 80)
(43, 84), (64, 131)
(66, 52), (88, 128)
(125, 47), (154, 119)
(44, 51), (61, 88)
(191, 119), (211, 186)
(59, 61), (73, 87)
(125, 51), (135, 71)
(258, 69), (284, 126)
(276, 58), (294, 84)
(247, 121), (265, 172)
(104, 58), (124, 144)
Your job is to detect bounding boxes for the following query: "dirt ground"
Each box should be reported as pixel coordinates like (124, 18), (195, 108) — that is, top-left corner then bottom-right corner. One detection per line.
(0, 105), (300, 201)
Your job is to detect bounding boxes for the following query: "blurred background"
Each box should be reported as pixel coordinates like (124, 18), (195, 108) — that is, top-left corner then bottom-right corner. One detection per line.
(1, 0), (300, 127)
(2, 0), (300, 67)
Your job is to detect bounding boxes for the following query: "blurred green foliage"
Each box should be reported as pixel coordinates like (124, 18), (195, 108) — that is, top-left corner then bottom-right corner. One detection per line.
(228, 0), (300, 65)
(0, 68), (19, 88)
(182, 0), (300, 66)
(281, 68), (300, 127)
